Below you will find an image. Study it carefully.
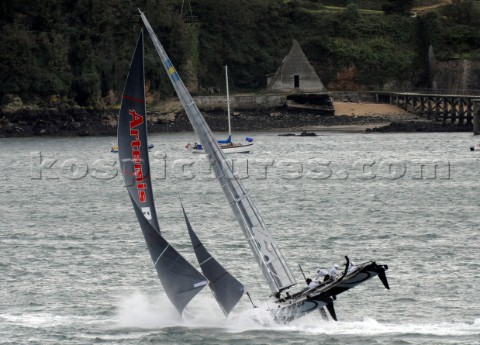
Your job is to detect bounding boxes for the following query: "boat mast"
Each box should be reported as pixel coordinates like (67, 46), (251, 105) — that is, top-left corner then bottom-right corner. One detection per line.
(140, 10), (297, 293)
(225, 65), (232, 139)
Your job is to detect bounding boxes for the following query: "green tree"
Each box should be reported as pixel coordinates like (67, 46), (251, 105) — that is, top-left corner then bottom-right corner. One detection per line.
(382, 0), (414, 14)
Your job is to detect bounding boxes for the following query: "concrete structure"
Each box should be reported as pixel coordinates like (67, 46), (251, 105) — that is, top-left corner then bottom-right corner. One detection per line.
(193, 94), (286, 111)
(428, 46), (480, 94)
(473, 99), (480, 135)
(267, 40), (326, 93)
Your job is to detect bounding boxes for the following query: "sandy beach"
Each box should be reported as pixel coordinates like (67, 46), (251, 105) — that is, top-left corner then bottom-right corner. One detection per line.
(288, 101), (422, 133)
(333, 101), (411, 119)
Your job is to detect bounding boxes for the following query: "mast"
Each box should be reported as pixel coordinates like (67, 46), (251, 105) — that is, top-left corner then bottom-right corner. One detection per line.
(117, 29), (207, 314)
(225, 65), (231, 139)
(140, 10), (296, 293)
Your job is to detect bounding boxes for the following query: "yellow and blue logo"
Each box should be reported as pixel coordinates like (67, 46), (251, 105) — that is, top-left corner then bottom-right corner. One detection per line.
(165, 59), (180, 82)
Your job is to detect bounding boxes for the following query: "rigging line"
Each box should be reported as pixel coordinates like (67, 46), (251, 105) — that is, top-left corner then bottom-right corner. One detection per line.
(154, 243), (171, 266)
(174, 182), (184, 207)
(187, 0), (193, 18)
(246, 292), (257, 308)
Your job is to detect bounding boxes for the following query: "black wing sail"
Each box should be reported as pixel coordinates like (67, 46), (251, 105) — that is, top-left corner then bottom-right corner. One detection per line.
(181, 205), (244, 316)
(131, 199), (208, 313)
(117, 30), (207, 315)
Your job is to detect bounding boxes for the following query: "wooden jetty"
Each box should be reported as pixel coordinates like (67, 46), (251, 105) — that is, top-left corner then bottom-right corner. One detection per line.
(369, 92), (480, 134)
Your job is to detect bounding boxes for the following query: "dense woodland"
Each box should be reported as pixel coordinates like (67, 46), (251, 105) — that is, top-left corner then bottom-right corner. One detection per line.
(1, 0), (480, 108)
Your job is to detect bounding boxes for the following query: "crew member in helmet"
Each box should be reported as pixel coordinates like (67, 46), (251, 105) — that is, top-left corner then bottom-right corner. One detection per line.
(306, 278), (318, 289)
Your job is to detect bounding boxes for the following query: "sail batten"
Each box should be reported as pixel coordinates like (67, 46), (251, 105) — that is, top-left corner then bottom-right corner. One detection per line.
(140, 10), (297, 293)
(117, 30), (206, 315)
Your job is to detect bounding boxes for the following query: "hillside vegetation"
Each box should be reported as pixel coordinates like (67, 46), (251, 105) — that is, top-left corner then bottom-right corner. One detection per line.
(0, 0), (479, 108)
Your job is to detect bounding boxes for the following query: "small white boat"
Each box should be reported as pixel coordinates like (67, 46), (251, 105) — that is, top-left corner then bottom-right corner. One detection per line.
(186, 66), (253, 154)
(111, 143), (153, 153)
(186, 139), (253, 154)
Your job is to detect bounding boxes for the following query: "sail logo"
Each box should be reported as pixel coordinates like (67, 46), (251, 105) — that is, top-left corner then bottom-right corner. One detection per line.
(165, 59), (180, 82)
(129, 109), (148, 203)
(142, 207), (152, 220)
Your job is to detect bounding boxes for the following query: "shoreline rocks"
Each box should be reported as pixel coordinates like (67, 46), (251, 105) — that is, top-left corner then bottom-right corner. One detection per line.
(366, 121), (473, 133)
(0, 106), (473, 138)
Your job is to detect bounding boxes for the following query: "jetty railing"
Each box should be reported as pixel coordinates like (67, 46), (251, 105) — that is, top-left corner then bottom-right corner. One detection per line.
(332, 90), (480, 134)
(391, 92), (477, 125)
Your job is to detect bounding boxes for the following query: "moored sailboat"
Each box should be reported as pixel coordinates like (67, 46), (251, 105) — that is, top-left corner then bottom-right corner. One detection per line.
(139, 9), (389, 322)
(186, 65), (254, 154)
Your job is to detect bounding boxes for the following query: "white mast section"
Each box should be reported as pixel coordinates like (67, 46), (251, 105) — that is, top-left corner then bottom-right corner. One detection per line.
(225, 65), (232, 138)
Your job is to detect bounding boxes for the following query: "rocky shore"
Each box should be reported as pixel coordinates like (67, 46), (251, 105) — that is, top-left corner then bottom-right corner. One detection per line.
(0, 107), (115, 137)
(0, 107), (387, 138)
(366, 121), (472, 133)
(0, 100), (472, 138)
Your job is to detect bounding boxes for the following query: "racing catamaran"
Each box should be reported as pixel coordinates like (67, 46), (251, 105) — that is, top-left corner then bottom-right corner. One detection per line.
(136, 9), (390, 322)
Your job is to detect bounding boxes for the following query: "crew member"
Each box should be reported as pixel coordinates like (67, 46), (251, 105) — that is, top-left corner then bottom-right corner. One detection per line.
(306, 278), (318, 289)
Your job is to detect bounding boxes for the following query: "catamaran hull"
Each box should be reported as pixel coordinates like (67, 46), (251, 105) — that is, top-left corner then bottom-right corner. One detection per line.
(274, 261), (389, 323)
(191, 143), (254, 154)
(274, 297), (332, 323)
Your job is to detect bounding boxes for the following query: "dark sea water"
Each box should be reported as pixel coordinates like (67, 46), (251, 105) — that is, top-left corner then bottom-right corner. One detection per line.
(1, 131), (479, 344)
